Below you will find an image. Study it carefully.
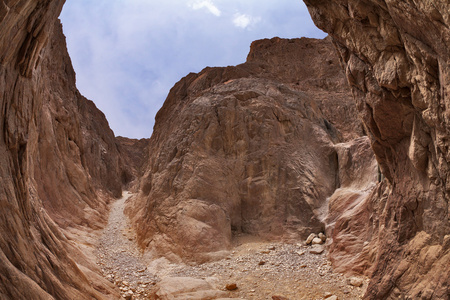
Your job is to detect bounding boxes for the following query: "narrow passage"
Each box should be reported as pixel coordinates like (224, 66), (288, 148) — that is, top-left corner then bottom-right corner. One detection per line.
(95, 192), (367, 299)
(96, 191), (157, 299)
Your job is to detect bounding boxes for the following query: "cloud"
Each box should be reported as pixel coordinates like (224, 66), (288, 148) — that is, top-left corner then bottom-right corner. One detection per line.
(232, 13), (261, 29)
(61, 0), (326, 138)
(189, 0), (221, 16)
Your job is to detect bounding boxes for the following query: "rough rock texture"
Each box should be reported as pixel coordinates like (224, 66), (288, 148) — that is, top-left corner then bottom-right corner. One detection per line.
(303, 0), (450, 298)
(246, 36), (364, 141)
(32, 22), (124, 230)
(0, 1), (123, 298)
(128, 37), (370, 262)
(325, 137), (379, 275)
(151, 277), (228, 300)
(116, 136), (150, 190)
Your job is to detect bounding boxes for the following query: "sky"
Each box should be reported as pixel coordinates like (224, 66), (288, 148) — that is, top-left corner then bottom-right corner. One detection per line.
(60, 0), (326, 138)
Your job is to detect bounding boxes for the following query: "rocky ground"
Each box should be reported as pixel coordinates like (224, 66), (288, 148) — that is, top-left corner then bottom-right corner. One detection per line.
(95, 192), (367, 299)
(96, 192), (158, 299)
(161, 237), (368, 299)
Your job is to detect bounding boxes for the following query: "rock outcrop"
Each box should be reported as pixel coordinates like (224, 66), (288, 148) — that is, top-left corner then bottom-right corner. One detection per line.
(303, 0), (450, 298)
(0, 1), (124, 298)
(128, 37), (375, 263)
(116, 136), (150, 190)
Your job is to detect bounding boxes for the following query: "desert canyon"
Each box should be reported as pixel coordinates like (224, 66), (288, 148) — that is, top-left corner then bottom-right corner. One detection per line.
(0, 0), (448, 299)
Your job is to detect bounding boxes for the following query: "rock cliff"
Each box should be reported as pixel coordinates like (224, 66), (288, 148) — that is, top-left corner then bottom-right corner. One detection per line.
(303, 0), (450, 298)
(0, 1), (123, 298)
(2, 0), (447, 298)
(128, 37), (377, 263)
(116, 136), (150, 190)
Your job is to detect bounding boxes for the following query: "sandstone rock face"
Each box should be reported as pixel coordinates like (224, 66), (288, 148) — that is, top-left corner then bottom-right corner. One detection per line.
(324, 136), (381, 277)
(33, 22), (124, 230)
(303, 0), (450, 298)
(0, 1), (123, 298)
(116, 136), (150, 190)
(128, 37), (370, 262)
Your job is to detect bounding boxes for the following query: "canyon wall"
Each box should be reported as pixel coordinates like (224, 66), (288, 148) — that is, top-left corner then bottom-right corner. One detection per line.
(1, 0), (447, 299)
(0, 0), (122, 298)
(116, 136), (150, 191)
(303, 0), (450, 298)
(128, 37), (378, 263)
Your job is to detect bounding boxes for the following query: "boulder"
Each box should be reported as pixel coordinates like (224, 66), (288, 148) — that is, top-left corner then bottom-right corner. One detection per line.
(311, 237), (323, 245)
(128, 37), (361, 262)
(310, 245), (325, 255)
(306, 233), (317, 245)
(153, 277), (228, 300)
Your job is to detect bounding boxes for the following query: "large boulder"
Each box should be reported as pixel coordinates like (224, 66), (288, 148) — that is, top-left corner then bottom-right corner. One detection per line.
(128, 37), (367, 262)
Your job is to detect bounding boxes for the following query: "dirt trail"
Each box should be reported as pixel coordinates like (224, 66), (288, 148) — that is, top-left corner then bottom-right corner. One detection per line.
(95, 192), (367, 299)
(163, 236), (368, 299)
(96, 191), (157, 299)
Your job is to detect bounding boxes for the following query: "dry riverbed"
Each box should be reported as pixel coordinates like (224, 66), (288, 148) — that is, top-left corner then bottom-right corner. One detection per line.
(95, 192), (367, 299)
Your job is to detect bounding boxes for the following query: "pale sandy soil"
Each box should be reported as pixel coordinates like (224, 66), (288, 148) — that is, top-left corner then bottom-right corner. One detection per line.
(95, 192), (367, 300)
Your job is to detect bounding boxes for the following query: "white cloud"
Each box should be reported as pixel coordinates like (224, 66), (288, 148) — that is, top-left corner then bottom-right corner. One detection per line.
(61, 0), (326, 138)
(232, 13), (261, 29)
(189, 0), (221, 16)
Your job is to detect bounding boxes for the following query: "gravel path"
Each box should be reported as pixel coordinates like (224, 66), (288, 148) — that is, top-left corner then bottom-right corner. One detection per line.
(164, 236), (368, 299)
(95, 192), (367, 299)
(96, 191), (157, 299)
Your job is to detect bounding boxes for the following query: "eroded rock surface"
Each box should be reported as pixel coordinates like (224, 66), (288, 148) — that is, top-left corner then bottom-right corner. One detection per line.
(116, 136), (150, 190)
(128, 37), (372, 263)
(303, 0), (450, 298)
(0, 1), (124, 298)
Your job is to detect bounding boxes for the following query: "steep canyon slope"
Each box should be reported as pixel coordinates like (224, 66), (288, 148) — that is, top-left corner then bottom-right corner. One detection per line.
(2, 0), (448, 299)
(0, 1), (126, 298)
(127, 37), (378, 264)
(303, 0), (450, 299)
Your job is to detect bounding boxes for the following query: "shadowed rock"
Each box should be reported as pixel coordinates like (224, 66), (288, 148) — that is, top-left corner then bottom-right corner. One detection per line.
(303, 0), (450, 298)
(0, 1), (124, 298)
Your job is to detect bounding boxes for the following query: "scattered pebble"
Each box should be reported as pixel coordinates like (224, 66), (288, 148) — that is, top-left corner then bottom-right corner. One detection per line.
(348, 276), (364, 287)
(272, 296), (289, 300)
(95, 193), (366, 300)
(95, 193), (157, 300)
(226, 283), (238, 290)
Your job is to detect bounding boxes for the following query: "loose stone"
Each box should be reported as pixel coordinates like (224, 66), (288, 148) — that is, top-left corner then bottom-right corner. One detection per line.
(312, 237), (323, 245)
(226, 283), (238, 290)
(310, 245), (325, 254)
(306, 233), (317, 245)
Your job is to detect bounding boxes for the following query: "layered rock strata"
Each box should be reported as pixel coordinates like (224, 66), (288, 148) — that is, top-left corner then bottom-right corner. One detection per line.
(128, 37), (376, 263)
(0, 1), (123, 298)
(303, 0), (450, 298)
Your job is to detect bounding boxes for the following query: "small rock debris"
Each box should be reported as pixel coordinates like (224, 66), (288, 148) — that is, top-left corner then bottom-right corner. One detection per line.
(95, 193), (366, 299)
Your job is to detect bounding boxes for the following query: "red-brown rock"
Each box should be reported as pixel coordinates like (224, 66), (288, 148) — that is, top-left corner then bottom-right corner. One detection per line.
(303, 0), (450, 298)
(127, 37), (366, 262)
(116, 136), (150, 190)
(0, 1), (123, 298)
